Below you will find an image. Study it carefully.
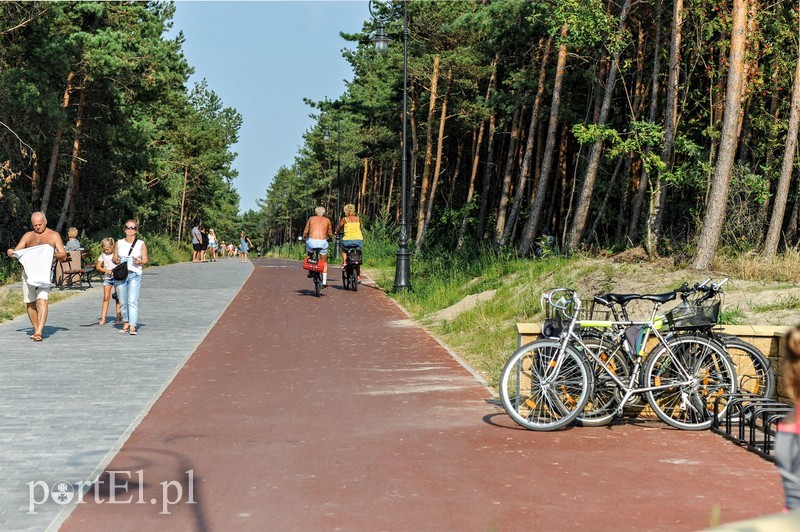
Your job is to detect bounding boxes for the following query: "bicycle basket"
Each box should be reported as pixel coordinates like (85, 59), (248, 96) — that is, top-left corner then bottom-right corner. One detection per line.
(664, 302), (720, 330)
(541, 300), (610, 337)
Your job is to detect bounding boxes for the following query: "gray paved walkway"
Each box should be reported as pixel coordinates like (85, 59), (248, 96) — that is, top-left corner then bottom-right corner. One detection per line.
(0, 259), (252, 531)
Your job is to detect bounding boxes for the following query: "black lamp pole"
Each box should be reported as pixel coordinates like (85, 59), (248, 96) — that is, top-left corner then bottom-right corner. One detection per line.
(335, 112), (342, 259)
(370, 0), (410, 291)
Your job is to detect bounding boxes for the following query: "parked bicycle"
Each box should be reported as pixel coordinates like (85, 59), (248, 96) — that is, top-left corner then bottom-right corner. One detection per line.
(592, 278), (774, 402)
(341, 245), (362, 292)
(499, 288), (737, 431)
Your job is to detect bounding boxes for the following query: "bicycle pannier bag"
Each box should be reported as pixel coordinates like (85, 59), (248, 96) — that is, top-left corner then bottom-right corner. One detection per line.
(302, 257), (324, 272)
(346, 249), (362, 265)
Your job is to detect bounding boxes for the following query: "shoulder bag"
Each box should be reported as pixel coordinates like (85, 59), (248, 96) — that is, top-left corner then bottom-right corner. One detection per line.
(112, 238), (137, 281)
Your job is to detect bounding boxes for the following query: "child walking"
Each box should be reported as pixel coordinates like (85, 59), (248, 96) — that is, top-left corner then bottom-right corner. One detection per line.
(95, 237), (122, 325)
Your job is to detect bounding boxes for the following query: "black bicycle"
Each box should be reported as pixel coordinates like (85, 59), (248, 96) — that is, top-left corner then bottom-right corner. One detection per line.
(305, 248), (324, 297)
(341, 245), (362, 292)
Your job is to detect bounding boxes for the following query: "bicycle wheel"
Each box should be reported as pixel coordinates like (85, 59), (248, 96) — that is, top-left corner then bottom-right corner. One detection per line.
(643, 335), (737, 430)
(719, 336), (775, 399)
(575, 337), (631, 427)
(314, 273), (321, 297)
(499, 339), (592, 431)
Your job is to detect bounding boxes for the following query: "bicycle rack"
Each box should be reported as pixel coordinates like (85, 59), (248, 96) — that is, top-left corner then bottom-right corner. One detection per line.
(711, 393), (792, 462)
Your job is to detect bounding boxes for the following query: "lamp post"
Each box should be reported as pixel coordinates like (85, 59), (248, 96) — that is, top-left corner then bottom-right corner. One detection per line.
(369, 0), (410, 291)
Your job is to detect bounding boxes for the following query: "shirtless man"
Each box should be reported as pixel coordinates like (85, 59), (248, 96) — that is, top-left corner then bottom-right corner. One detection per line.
(6, 212), (67, 341)
(302, 206), (333, 288)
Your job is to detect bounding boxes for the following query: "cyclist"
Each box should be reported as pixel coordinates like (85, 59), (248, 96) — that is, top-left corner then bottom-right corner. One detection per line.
(302, 206), (333, 288)
(336, 203), (363, 283)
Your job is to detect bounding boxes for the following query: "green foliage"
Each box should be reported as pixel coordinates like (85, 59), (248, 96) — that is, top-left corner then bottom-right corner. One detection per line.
(751, 296), (800, 313)
(718, 306), (747, 325)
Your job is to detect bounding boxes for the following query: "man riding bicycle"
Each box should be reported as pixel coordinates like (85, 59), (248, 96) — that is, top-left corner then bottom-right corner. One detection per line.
(302, 206), (333, 288)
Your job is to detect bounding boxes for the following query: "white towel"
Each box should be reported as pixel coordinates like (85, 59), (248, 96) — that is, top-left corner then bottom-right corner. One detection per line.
(13, 244), (55, 288)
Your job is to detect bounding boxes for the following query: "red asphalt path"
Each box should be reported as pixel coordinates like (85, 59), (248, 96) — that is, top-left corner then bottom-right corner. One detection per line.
(61, 258), (784, 531)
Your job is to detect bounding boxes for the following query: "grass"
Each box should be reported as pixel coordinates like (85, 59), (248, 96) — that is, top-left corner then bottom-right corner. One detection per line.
(365, 243), (800, 388)
(751, 296), (800, 313)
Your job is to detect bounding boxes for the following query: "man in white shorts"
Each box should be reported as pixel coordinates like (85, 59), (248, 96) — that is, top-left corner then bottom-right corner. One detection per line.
(6, 211), (67, 341)
(302, 206), (333, 288)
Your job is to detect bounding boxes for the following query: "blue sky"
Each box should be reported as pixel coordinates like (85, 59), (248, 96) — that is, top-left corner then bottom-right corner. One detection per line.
(169, 1), (366, 213)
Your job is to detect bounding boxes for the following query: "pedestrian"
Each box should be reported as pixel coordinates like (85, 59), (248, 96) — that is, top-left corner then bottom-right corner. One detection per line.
(208, 229), (218, 262)
(65, 227), (82, 251)
(200, 226), (209, 262)
(240, 230), (253, 263)
(776, 324), (800, 510)
(302, 206), (333, 288)
(113, 219), (148, 335)
(191, 222), (203, 262)
(336, 203), (364, 282)
(95, 237), (122, 325)
(6, 211), (67, 341)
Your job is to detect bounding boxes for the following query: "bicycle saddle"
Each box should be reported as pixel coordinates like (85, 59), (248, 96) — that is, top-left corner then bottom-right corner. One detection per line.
(638, 291), (677, 304)
(594, 293), (641, 305)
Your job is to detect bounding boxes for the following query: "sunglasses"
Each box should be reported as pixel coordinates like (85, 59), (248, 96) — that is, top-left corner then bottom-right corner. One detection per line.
(125, 226), (137, 230)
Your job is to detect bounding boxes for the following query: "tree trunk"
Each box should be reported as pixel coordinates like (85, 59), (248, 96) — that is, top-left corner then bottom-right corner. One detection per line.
(178, 166), (188, 243)
(646, 0), (682, 255)
(359, 158), (368, 212)
(40, 70), (74, 215)
(493, 106), (522, 245)
(587, 158), (624, 247)
(566, 0), (632, 252)
(628, 0), (663, 245)
(693, 0), (749, 270)
(501, 35), (553, 248)
(476, 53), (500, 240)
(55, 75), (86, 233)
(408, 87), (419, 238)
(415, 54), (441, 242)
(763, 40), (800, 258)
(518, 23), (569, 255)
(447, 138), (465, 205)
(419, 69), (452, 248)
(458, 55), (497, 250)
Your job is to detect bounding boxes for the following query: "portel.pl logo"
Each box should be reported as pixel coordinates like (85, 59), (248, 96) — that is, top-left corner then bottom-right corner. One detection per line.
(28, 470), (195, 515)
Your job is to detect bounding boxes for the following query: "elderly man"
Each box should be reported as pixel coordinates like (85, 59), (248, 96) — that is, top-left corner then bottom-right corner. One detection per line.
(6, 212), (67, 341)
(302, 206), (333, 288)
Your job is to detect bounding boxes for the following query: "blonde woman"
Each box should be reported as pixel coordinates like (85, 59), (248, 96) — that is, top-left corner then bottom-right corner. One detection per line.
(776, 325), (800, 510)
(112, 220), (148, 335)
(336, 204), (363, 282)
(208, 229), (218, 262)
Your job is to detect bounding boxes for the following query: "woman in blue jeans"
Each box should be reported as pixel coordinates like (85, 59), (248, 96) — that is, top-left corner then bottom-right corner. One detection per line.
(113, 219), (148, 335)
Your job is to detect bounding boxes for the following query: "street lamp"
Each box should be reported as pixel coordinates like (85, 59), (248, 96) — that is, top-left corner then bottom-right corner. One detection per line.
(369, 0), (410, 291)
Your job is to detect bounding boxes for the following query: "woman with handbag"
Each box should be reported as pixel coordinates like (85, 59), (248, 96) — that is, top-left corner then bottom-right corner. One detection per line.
(112, 219), (148, 335)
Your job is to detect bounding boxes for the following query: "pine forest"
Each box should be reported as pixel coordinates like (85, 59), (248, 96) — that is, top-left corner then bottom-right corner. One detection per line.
(2, 1), (800, 271)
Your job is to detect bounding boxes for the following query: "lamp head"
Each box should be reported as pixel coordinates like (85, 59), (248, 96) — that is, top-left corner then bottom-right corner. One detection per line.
(372, 26), (390, 53)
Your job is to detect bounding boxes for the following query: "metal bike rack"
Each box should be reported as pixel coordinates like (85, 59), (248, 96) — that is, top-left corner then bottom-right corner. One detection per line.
(711, 393), (792, 461)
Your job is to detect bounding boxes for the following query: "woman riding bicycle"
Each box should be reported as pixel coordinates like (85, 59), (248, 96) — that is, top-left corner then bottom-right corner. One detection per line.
(337, 204), (363, 282)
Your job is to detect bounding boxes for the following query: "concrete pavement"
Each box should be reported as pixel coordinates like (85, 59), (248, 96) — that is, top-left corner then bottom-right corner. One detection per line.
(0, 258), (252, 530)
